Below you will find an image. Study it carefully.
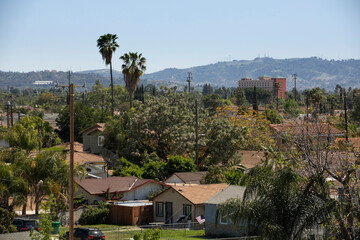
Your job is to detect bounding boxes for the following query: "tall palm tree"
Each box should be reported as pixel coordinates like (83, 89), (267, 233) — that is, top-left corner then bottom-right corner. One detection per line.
(120, 52), (146, 108)
(97, 34), (119, 116)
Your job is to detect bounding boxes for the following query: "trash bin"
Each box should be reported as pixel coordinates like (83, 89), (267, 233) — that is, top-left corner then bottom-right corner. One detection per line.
(52, 221), (60, 234)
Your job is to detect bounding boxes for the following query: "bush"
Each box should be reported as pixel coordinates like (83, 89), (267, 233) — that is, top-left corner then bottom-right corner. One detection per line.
(0, 208), (16, 233)
(78, 206), (109, 225)
(143, 228), (161, 240)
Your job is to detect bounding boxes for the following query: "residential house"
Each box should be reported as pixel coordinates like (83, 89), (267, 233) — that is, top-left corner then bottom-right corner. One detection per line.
(204, 185), (255, 237)
(163, 171), (208, 185)
(270, 122), (343, 150)
(75, 176), (168, 204)
(237, 151), (265, 171)
(335, 137), (360, 150)
(152, 183), (228, 224)
(80, 123), (105, 154)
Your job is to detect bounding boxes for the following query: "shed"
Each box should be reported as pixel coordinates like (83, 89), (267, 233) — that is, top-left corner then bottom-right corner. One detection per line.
(109, 201), (153, 225)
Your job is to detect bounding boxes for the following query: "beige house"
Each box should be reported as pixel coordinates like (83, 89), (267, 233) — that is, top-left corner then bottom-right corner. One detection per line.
(80, 123), (105, 154)
(152, 183), (228, 224)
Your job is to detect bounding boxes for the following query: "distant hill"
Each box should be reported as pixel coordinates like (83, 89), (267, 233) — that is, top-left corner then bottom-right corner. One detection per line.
(1, 57), (359, 91)
(141, 57), (360, 91)
(0, 70), (115, 90)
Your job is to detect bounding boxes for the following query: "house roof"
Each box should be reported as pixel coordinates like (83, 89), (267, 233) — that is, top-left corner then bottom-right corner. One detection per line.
(204, 185), (246, 204)
(335, 138), (360, 148)
(158, 183), (228, 205)
(270, 123), (343, 137)
(79, 123), (105, 135)
(238, 151), (265, 169)
(164, 171), (208, 184)
(75, 176), (167, 195)
(66, 151), (105, 165)
(57, 142), (83, 152)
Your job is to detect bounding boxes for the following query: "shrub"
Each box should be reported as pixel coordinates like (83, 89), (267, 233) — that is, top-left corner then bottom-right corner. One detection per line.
(78, 206), (109, 225)
(143, 228), (161, 240)
(0, 208), (16, 233)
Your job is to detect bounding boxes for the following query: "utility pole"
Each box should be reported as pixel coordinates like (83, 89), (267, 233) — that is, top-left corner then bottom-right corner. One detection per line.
(55, 80), (85, 240)
(69, 84), (75, 240)
(195, 99), (199, 166)
(187, 72), (192, 93)
(292, 74), (297, 101)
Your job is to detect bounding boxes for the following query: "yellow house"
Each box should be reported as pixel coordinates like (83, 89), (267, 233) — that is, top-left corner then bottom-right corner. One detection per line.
(152, 183), (228, 224)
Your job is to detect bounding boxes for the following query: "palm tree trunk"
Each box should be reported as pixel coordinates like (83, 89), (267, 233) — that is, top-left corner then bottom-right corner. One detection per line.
(129, 93), (133, 108)
(110, 60), (114, 116)
(22, 202), (27, 215)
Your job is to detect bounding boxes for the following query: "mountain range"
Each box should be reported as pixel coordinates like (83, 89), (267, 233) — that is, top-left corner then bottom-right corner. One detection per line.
(1, 57), (359, 91)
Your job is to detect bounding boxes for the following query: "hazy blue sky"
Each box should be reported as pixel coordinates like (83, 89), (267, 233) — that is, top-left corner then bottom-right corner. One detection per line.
(0, 0), (359, 73)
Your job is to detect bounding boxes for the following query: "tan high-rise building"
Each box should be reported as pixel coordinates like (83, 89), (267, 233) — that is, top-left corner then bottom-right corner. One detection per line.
(238, 76), (286, 99)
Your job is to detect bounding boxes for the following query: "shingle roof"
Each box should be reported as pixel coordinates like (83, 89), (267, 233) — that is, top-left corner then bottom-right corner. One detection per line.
(238, 151), (265, 169)
(169, 183), (228, 204)
(205, 185), (246, 204)
(76, 176), (166, 195)
(164, 171), (208, 184)
(66, 152), (105, 165)
(79, 123), (105, 135)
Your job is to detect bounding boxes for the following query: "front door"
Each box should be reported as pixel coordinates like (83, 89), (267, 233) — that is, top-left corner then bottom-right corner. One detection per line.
(165, 202), (173, 224)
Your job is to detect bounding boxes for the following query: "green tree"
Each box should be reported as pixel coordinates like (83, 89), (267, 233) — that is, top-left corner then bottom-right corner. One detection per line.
(203, 93), (224, 115)
(165, 155), (196, 176)
(218, 164), (334, 240)
(112, 157), (143, 178)
(120, 52), (147, 108)
(252, 87), (258, 111)
(97, 33), (119, 116)
(350, 92), (360, 122)
(0, 208), (16, 233)
(30, 195), (57, 240)
(56, 103), (99, 142)
(234, 87), (247, 108)
(262, 109), (284, 124)
(202, 83), (214, 96)
(284, 98), (300, 118)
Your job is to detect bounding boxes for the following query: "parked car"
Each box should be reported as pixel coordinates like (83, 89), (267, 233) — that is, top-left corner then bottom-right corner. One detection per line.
(66, 227), (105, 240)
(12, 218), (39, 231)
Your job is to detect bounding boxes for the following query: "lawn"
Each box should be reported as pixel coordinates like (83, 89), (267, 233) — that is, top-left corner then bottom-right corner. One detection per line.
(58, 224), (207, 240)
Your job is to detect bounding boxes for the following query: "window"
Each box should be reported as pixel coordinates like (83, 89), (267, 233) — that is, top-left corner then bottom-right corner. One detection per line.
(183, 205), (192, 220)
(156, 202), (164, 217)
(98, 136), (104, 146)
(220, 212), (233, 225)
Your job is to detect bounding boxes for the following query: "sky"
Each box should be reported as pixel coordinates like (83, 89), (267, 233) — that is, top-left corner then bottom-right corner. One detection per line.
(0, 0), (359, 74)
